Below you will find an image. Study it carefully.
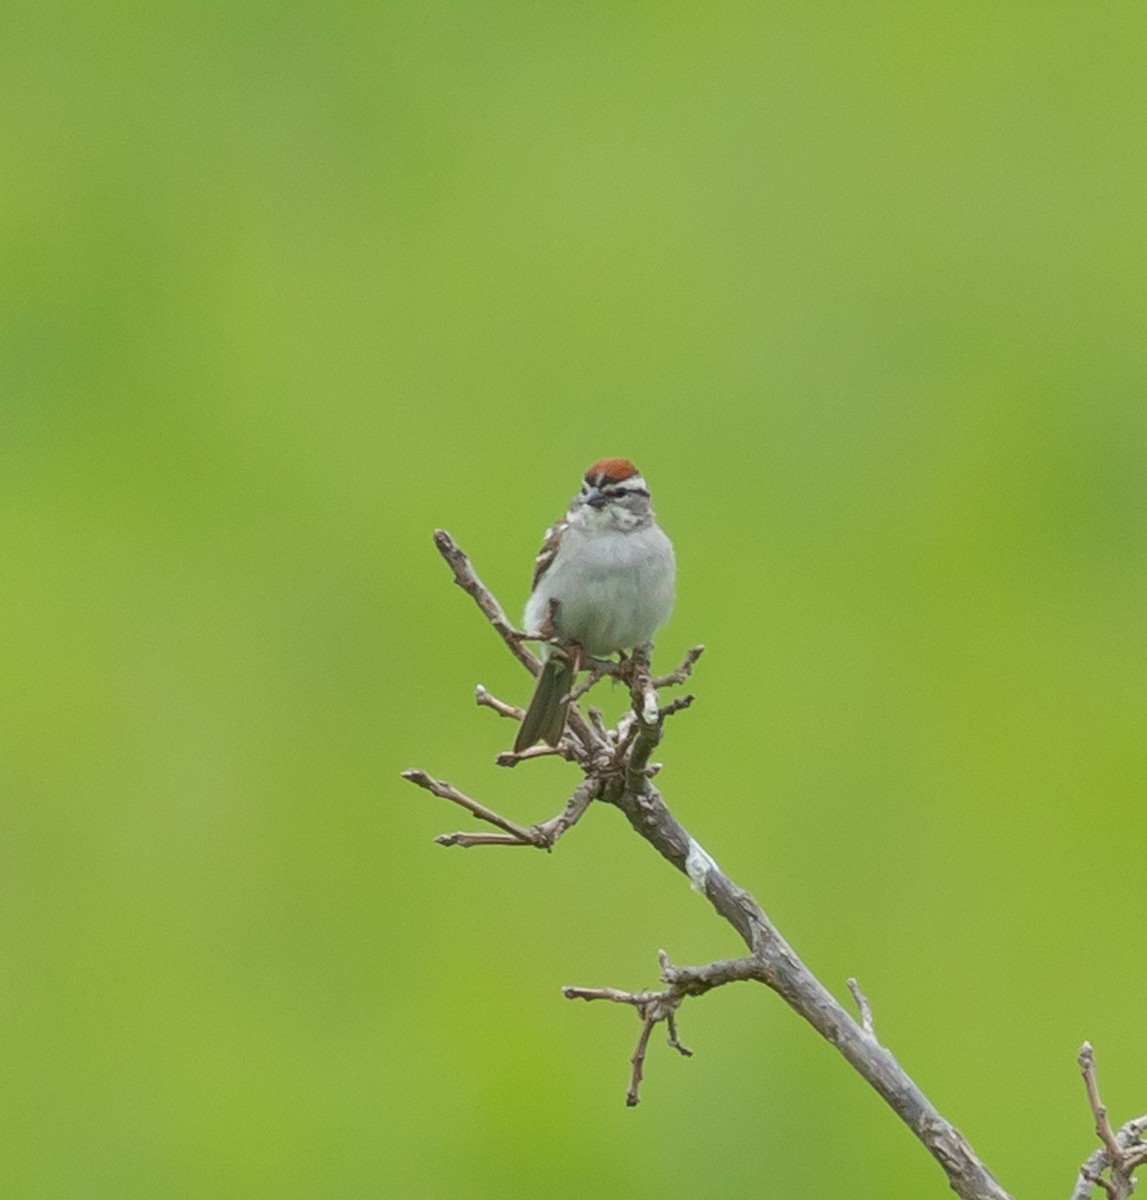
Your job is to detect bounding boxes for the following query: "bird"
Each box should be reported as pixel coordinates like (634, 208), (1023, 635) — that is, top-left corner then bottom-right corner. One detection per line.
(513, 458), (676, 752)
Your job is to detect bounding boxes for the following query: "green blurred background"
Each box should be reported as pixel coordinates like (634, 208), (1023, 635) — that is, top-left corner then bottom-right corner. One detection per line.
(4, 2), (1145, 1196)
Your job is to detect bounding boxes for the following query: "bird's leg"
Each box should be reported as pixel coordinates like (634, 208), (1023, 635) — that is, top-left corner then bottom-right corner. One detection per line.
(609, 648), (643, 688)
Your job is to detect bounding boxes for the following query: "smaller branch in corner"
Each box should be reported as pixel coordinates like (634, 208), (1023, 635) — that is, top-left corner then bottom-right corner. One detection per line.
(1071, 1043), (1147, 1200)
(1081, 1042), (1122, 1164)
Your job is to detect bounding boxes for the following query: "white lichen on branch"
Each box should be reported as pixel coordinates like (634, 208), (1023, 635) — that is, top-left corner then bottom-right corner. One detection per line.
(684, 838), (718, 894)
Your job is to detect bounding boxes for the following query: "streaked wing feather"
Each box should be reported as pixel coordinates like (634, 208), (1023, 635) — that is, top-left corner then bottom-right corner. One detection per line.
(530, 519), (567, 591)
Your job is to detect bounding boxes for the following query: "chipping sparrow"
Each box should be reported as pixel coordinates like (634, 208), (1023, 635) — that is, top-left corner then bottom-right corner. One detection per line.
(513, 458), (676, 752)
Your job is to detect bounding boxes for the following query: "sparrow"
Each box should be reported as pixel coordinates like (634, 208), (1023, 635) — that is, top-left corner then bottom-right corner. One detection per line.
(513, 458), (676, 752)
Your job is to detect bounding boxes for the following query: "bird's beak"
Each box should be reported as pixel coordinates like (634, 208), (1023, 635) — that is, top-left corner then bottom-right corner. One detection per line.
(585, 487), (608, 509)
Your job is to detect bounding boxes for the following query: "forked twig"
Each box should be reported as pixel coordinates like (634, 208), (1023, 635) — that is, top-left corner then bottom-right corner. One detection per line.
(401, 770), (534, 843)
(562, 952), (757, 1104)
(1071, 1044), (1147, 1200)
(404, 768), (600, 851)
(651, 644), (705, 688)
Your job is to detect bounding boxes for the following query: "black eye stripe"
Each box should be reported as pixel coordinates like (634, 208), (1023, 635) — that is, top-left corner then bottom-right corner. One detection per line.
(581, 479), (648, 498)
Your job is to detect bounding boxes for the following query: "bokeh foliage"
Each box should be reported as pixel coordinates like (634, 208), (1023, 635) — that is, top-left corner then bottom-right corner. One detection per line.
(3, 3), (1145, 1196)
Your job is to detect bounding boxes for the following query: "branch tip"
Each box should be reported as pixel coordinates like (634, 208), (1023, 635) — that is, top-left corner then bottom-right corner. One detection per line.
(1072, 1042), (1146, 1200)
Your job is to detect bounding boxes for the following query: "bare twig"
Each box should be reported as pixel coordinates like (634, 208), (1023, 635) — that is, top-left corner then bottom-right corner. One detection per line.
(586, 706), (611, 742)
(626, 1016), (656, 1106)
(665, 1011), (692, 1057)
(658, 951), (761, 996)
(1087, 1174), (1118, 1200)
(530, 778), (599, 848)
(1082, 1043), (1123, 1164)
(566, 660), (619, 704)
(435, 830), (537, 848)
(560, 985), (669, 1107)
(622, 649), (665, 793)
(475, 685), (522, 720)
(402, 767), (600, 852)
(495, 744), (570, 768)
(658, 693), (695, 719)
(1071, 1044), (1147, 1200)
(433, 530), (540, 676)
(652, 644), (705, 688)
(847, 977), (876, 1037)
(562, 985), (648, 1005)
(401, 769), (535, 842)
(562, 952), (758, 1104)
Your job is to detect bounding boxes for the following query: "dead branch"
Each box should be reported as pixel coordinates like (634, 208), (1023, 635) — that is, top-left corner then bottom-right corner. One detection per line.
(1070, 1044), (1147, 1200)
(403, 768), (599, 851)
(652, 644), (705, 688)
(474, 684), (522, 720)
(402, 530), (1139, 1200)
(562, 951), (755, 1104)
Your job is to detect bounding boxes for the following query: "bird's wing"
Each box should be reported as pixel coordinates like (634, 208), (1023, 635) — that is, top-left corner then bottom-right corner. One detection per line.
(530, 519), (568, 592)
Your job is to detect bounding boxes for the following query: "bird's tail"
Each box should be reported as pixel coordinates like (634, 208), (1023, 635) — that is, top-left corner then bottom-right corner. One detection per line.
(513, 648), (576, 752)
